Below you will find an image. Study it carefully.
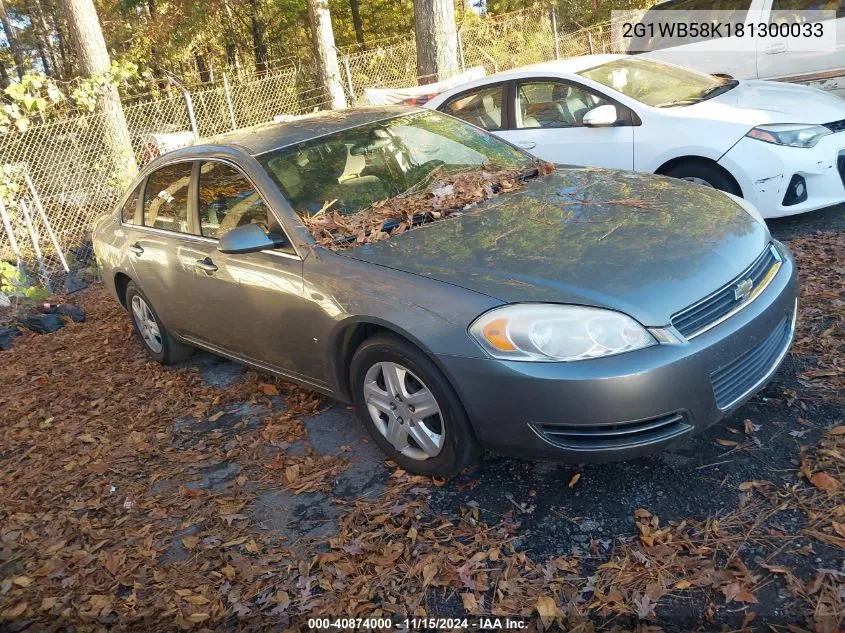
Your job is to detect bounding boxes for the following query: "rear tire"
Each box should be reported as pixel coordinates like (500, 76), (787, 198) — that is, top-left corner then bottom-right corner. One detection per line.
(350, 334), (479, 478)
(125, 281), (193, 365)
(663, 162), (741, 196)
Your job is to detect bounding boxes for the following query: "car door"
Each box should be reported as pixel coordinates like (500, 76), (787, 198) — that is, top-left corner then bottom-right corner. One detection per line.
(182, 159), (321, 384)
(126, 160), (212, 339)
(438, 83), (508, 133)
(755, 0), (845, 89)
(496, 79), (635, 170)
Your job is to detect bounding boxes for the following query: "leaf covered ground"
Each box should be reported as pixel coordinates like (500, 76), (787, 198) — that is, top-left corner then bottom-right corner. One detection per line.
(0, 219), (842, 632)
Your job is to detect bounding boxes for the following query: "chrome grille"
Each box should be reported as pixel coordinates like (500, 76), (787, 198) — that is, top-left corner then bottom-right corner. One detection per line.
(710, 313), (793, 410)
(824, 118), (845, 134)
(671, 245), (780, 339)
(533, 413), (690, 451)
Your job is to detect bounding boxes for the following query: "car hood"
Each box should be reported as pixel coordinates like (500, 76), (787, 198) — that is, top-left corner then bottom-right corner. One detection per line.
(345, 167), (769, 326)
(691, 80), (845, 126)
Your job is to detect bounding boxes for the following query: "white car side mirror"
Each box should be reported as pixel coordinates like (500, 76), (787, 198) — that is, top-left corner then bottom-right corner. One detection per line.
(582, 104), (619, 128)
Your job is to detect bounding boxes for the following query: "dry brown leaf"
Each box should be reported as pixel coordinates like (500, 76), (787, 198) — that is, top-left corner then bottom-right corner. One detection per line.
(461, 593), (479, 614)
(181, 536), (199, 550)
(186, 613), (210, 623)
(536, 595), (558, 628)
(568, 473), (581, 488)
(810, 471), (840, 491)
(259, 382), (279, 396)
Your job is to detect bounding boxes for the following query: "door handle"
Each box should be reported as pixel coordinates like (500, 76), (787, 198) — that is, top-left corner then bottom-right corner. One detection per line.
(194, 257), (218, 273)
(765, 42), (787, 54)
(129, 242), (144, 255)
(517, 141), (537, 150)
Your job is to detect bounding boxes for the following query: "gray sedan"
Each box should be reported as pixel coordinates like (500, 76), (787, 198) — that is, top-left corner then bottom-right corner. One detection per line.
(93, 106), (798, 477)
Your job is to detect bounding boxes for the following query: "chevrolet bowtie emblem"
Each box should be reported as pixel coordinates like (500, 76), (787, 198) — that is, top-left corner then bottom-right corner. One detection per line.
(734, 278), (753, 302)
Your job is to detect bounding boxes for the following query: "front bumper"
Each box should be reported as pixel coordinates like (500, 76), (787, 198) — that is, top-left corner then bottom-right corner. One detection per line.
(436, 242), (798, 463)
(719, 132), (845, 218)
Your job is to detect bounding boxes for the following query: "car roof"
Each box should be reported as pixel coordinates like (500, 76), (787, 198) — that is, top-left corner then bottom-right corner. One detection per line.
(487, 54), (624, 80)
(201, 105), (422, 156)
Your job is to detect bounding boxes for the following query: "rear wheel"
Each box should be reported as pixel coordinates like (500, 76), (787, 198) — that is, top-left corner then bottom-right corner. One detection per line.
(125, 282), (193, 365)
(663, 162), (741, 195)
(350, 334), (479, 477)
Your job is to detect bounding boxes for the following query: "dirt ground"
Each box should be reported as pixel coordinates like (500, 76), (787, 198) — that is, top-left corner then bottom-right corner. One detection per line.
(0, 205), (842, 632)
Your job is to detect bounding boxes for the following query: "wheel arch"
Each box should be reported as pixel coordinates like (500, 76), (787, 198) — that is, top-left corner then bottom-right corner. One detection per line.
(114, 272), (132, 309)
(654, 155), (743, 197)
(328, 316), (452, 405)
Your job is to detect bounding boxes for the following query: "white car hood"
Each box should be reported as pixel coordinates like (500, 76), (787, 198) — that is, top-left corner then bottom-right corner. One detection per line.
(684, 80), (845, 127)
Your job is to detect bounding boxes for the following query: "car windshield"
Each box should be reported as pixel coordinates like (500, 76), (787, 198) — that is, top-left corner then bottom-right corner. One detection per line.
(577, 58), (737, 108)
(257, 110), (536, 216)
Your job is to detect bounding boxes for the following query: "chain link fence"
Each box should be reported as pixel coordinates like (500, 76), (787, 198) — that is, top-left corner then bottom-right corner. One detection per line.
(0, 8), (618, 294)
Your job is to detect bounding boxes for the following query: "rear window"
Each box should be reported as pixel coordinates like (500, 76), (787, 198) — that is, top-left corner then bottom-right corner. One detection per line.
(143, 162), (193, 233)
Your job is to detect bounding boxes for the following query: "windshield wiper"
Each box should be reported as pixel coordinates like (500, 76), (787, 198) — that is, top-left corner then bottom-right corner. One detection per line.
(655, 79), (739, 108)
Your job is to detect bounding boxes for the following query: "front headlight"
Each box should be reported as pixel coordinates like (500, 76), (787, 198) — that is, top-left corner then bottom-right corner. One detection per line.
(469, 304), (656, 362)
(723, 192), (767, 226)
(746, 124), (831, 148)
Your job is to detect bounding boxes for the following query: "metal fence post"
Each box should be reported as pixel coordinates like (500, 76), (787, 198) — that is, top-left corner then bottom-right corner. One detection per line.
(338, 50), (357, 106)
(223, 72), (237, 131)
(182, 87), (200, 140)
(551, 6), (561, 60)
(588, 29), (595, 55)
(457, 30), (466, 72)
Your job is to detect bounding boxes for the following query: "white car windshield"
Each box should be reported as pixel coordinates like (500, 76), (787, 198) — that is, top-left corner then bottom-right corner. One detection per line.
(578, 58), (737, 108)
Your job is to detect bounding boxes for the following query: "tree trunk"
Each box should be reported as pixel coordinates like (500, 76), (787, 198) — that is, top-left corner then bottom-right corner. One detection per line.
(249, 0), (268, 75)
(31, 0), (61, 76)
(221, 0), (241, 72)
(50, 3), (72, 78)
(144, 0), (167, 91)
(349, 0), (364, 46)
(194, 49), (210, 83)
(413, 0), (458, 84)
(0, 0), (25, 80)
(60, 0), (137, 181)
(0, 60), (9, 89)
(308, 0), (346, 109)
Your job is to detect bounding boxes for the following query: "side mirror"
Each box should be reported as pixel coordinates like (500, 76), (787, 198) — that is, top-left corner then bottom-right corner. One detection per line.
(582, 104), (619, 128)
(217, 223), (288, 254)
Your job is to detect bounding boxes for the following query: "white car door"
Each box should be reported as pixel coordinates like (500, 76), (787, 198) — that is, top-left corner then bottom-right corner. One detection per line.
(755, 0), (845, 95)
(496, 80), (635, 170)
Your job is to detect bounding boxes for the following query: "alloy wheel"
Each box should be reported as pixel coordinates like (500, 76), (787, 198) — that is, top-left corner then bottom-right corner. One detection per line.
(131, 295), (163, 354)
(363, 361), (445, 461)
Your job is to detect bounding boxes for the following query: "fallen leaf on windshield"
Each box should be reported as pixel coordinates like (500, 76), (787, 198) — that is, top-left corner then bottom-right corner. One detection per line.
(568, 473), (581, 488)
(259, 383), (279, 396)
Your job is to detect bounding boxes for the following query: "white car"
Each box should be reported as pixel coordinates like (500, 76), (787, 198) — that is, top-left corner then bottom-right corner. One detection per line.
(637, 0), (845, 99)
(425, 55), (845, 218)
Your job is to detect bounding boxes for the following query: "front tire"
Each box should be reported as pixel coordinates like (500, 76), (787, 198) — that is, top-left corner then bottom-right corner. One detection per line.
(350, 334), (479, 477)
(125, 281), (193, 365)
(664, 162), (741, 196)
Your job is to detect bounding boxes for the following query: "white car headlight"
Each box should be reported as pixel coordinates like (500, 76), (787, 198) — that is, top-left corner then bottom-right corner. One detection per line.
(746, 124), (831, 148)
(469, 304), (656, 362)
(723, 192), (767, 226)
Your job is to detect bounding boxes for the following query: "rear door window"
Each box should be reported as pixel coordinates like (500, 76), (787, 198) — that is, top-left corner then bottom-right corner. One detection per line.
(121, 185), (141, 224)
(142, 162), (193, 233)
(440, 84), (505, 130)
(197, 161), (271, 239)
